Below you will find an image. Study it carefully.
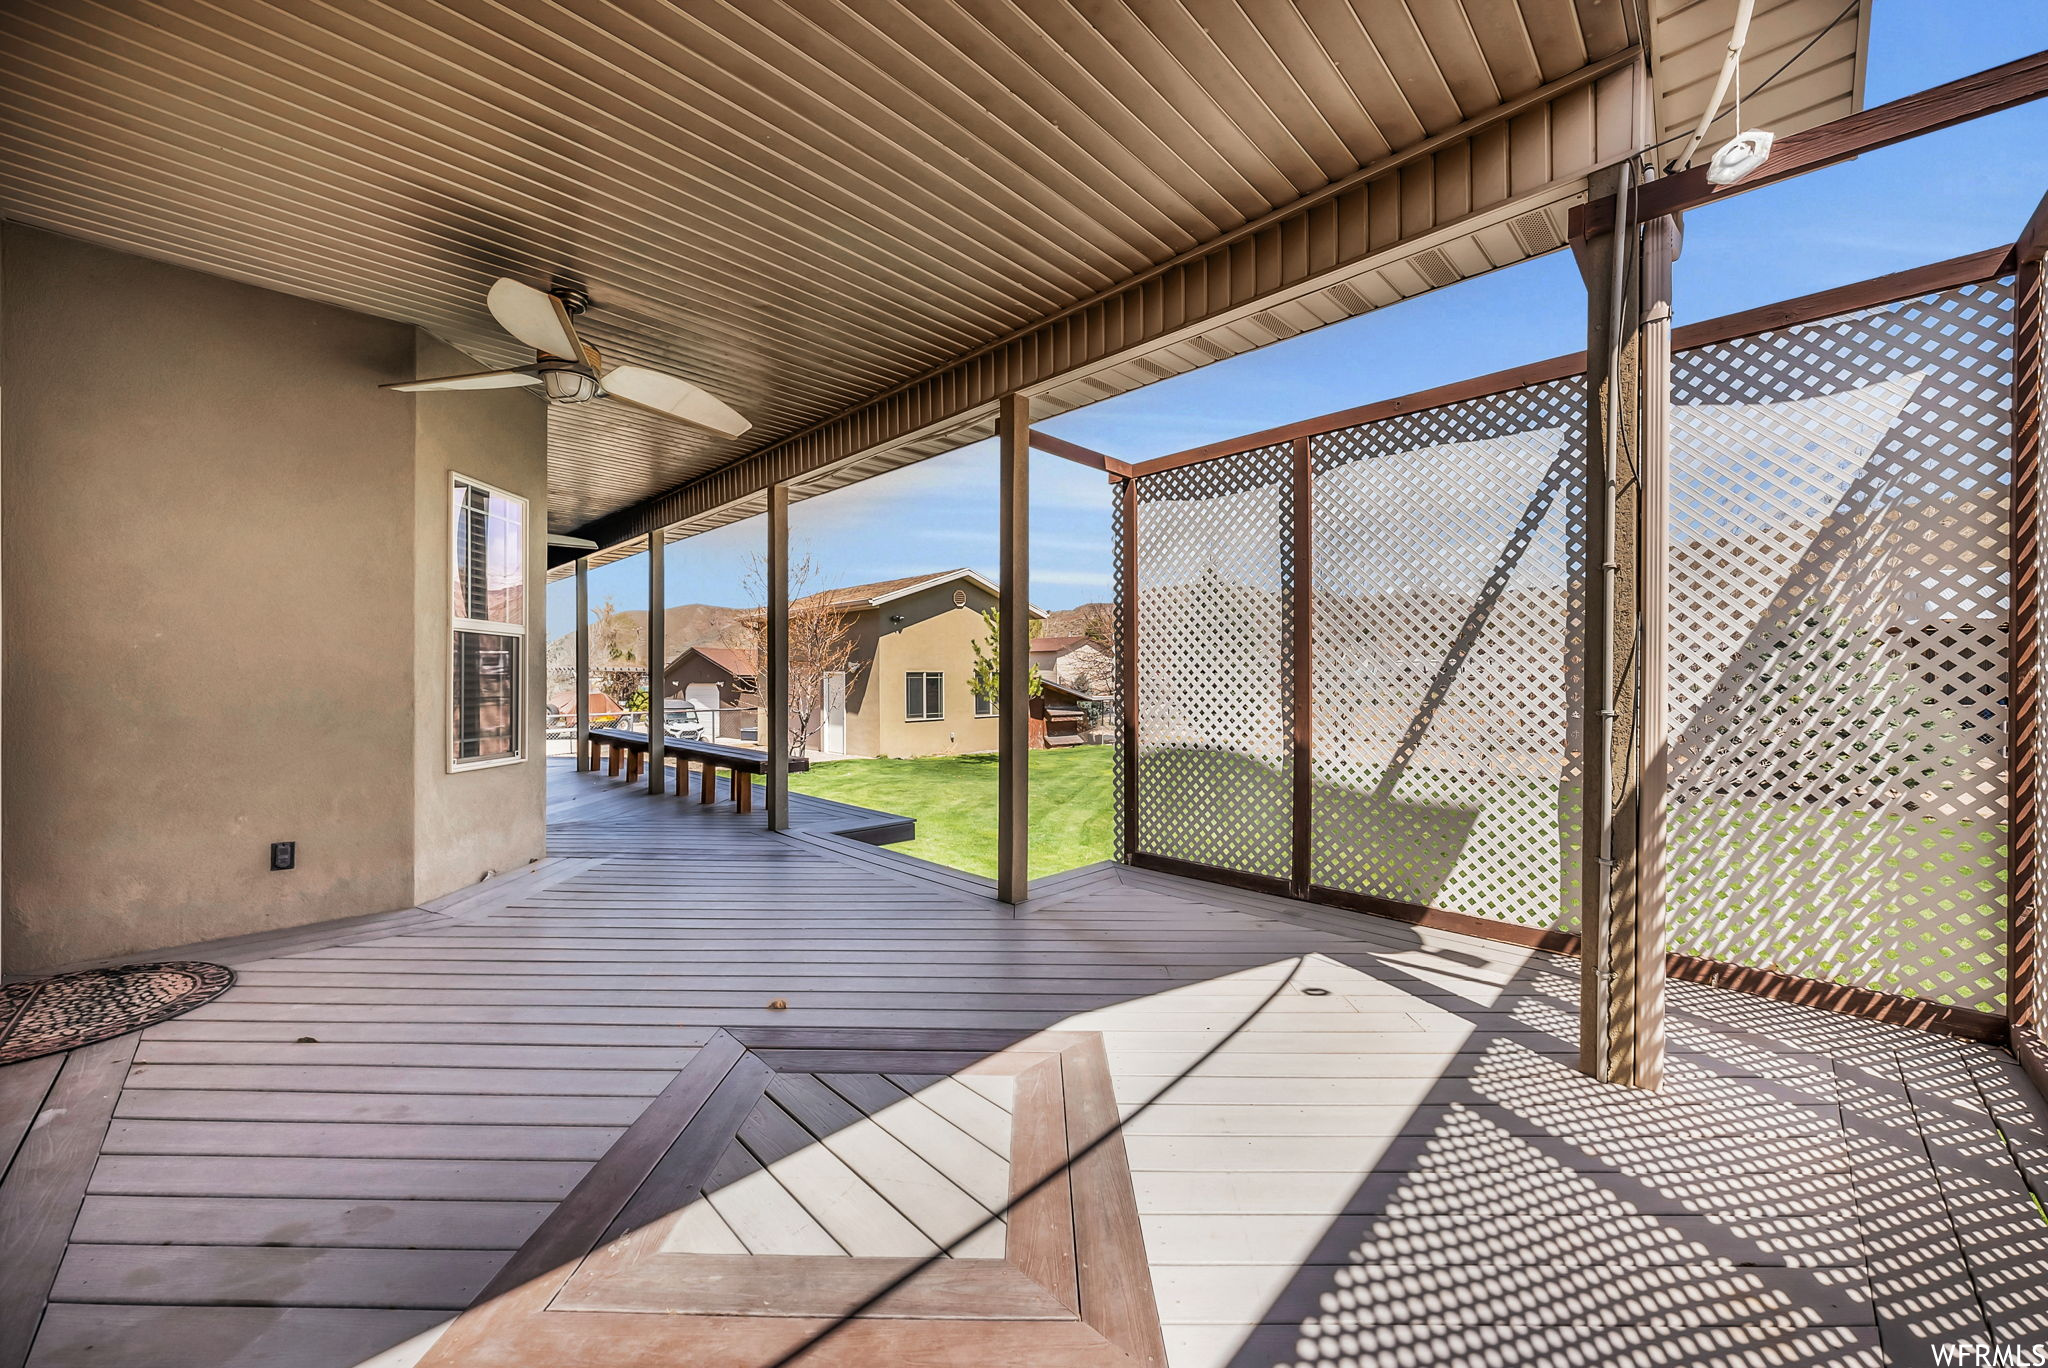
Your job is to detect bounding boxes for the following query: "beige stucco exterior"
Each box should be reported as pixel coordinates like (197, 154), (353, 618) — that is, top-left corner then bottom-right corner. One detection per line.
(856, 578), (1005, 759)
(0, 227), (548, 971)
(410, 336), (549, 905)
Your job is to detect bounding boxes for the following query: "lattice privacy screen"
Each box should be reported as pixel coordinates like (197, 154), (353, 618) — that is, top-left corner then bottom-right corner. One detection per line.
(1119, 276), (2016, 1015)
(1131, 447), (1294, 878)
(1666, 281), (2014, 1012)
(1308, 380), (1586, 929)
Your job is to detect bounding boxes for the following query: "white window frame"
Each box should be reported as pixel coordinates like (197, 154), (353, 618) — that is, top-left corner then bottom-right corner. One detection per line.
(974, 691), (997, 718)
(449, 472), (528, 772)
(906, 670), (945, 722)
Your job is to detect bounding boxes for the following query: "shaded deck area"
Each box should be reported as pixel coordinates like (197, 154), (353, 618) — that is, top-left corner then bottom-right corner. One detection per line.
(3, 763), (2046, 1367)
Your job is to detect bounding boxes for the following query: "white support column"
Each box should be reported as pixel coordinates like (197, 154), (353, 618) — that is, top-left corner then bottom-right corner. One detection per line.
(646, 532), (665, 795)
(574, 556), (591, 771)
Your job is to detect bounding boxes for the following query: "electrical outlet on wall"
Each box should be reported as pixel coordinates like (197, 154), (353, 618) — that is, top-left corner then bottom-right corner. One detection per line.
(270, 841), (296, 871)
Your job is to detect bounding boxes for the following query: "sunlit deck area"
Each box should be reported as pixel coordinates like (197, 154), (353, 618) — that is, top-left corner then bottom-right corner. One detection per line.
(0, 762), (2040, 1368)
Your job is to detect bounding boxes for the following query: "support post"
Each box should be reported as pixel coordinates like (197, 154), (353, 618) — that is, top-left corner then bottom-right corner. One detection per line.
(2009, 188), (2048, 1038)
(1633, 211), (1676, 1087)
(766, 482), (791, 831)
(646, 532), (665, 795)
(1288, 436), (1314, 894)
(997, 392), (1031, 903)
(574, 556), (591, 772)
(1116, 475), (1139, 864)
(1574, 161), (1669, 1089)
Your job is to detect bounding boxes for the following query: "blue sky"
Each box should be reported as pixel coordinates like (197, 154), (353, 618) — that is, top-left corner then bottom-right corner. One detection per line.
(551, 1), (2048, 632)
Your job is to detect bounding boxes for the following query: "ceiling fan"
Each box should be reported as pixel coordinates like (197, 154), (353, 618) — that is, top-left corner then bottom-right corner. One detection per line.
(383, 279), (750, 439)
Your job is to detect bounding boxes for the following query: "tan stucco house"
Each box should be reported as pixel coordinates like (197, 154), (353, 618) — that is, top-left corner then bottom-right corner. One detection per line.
(1030, 635), (1114, 694)
(665, 570), (1045, 759)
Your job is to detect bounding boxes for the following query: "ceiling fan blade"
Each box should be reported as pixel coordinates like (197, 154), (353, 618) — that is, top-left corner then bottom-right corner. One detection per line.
(382, 368), (542, 393)
(599, 364), (751, 438)
(487, 278), (585, 360)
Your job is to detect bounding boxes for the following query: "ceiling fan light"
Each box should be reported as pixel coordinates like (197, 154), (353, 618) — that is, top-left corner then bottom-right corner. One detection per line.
(538, 364), (600, 403)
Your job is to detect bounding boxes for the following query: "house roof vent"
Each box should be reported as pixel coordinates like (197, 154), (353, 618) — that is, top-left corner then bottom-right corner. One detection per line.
(953, 589), (968, 607)
(1509, 209), (1562, 258)
(1408, 246), (1459, 290)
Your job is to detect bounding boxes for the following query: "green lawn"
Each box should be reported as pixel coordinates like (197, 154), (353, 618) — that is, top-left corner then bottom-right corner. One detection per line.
(788, 745), (1114, 880)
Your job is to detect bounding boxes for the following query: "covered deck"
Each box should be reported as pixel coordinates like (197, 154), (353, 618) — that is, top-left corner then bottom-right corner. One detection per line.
(3, 763), (2044, 1368)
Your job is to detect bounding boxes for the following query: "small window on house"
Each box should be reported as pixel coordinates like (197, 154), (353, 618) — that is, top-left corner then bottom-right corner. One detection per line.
(452, 475), (526, 768)
(905, 671), (944, 721)
(974, 693), (996, 717)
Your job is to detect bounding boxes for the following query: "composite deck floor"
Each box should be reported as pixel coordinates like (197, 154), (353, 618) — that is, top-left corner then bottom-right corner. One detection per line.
(1, 760), (2045, 1367)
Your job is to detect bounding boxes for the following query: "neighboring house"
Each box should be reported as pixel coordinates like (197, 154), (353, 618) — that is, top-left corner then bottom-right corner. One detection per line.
(1030, 635), (1113, 693)
(548, 688), (620, 718)
(664, 569), (1047, 759)
(664, 646), (759, 741)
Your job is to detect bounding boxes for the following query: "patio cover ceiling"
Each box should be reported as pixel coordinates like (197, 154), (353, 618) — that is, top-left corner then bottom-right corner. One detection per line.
(0, 1), (1863, 567)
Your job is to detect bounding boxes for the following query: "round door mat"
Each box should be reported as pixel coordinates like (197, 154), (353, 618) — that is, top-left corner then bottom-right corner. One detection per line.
(0, 961), (234, 1066)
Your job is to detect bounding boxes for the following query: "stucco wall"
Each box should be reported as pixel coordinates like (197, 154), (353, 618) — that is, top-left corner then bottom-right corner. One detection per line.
(410, 336), (549, 905)
(871, 581), (1003, 758)
(2, 225), (418, 970)
(834, 610), (886, 758)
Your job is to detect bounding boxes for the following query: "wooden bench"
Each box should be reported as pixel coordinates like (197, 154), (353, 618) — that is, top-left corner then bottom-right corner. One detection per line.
(585, 729), (808, 813)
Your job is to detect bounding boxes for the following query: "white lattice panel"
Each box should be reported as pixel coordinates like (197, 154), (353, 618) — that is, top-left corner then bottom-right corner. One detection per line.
(1307, 379), (1585, 928)
(1132, 448), (1293, 878)
(1667, 282), (2014, 1011)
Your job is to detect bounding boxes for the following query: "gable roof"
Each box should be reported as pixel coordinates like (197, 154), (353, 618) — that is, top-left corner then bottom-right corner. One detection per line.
(1039, 678), (1101, 703)
(672, 645), (757, 685)
(794, 569), (1045, 618)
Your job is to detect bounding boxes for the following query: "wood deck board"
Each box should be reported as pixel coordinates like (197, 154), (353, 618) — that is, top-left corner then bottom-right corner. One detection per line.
(0, 762), (2035, 1367)
(0, 1039), (137, 1368)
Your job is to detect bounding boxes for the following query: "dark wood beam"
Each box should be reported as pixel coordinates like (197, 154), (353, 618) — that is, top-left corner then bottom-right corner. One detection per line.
(997, 394), (1031, 904)
(1115, 477), (1139, 866)
(574, 557), (591, 773)
(1028, 432), (1133, 478)
(765, 483), (791, 831)
(2010, 187), (2048, 1036)
(1132, 355), (1588, 478)
(646, 532), (665, 795)
(1573, 50), (2048, 239)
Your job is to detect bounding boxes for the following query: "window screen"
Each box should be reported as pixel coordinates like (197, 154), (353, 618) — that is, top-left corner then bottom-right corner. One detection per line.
(453, 631), (520, 763)
(452, 475), (526, 767)
(906, 672), (943, 721)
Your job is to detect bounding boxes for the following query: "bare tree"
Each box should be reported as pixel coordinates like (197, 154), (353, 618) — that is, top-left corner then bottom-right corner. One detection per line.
(555, 596), (645, 718)
(589, 595), (641, 666)
(739, 552), (863, 759)
(1073, 605), (1113, 650)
